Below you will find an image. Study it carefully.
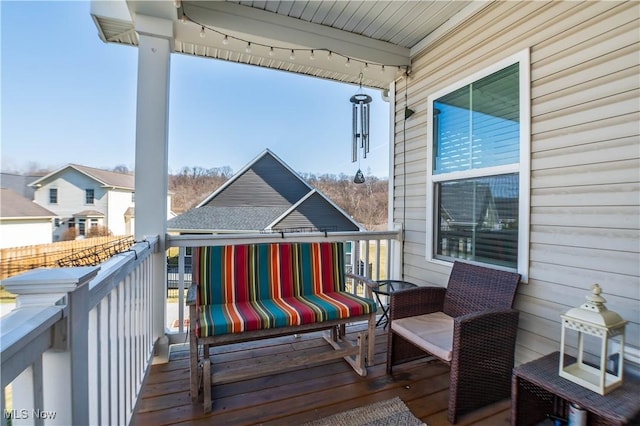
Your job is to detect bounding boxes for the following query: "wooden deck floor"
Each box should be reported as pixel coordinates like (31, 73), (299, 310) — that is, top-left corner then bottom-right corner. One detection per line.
(132, 323), (511, 426)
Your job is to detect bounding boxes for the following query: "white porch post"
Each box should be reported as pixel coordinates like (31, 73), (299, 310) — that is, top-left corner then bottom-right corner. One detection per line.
(133, 15), (172, 346)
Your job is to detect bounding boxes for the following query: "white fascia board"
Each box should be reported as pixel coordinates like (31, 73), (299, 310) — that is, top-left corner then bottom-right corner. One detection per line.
(91, 0), (133, 22)
(409, 0), (491, 58)
(184, 1), (410, 67)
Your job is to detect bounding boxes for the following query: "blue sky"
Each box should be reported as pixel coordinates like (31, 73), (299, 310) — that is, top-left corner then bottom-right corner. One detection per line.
(1, 1), (390, 178)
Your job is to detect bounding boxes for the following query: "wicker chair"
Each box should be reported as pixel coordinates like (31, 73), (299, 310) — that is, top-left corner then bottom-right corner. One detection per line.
(386, 261), (521, 424)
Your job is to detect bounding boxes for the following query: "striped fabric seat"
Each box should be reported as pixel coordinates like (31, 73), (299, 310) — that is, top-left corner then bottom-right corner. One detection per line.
(194, 242), (377, 338)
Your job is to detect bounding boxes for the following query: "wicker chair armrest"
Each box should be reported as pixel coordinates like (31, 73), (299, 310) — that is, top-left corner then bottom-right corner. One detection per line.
(186, 283), (197, 306)
(389, 286), (447, 321)
(453, 309), (519, 350)
(449, 309), (519, 421)
(345, 272), (378, 298)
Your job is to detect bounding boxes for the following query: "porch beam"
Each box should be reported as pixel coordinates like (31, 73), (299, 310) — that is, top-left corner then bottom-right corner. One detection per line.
(181, 1), (410, 67)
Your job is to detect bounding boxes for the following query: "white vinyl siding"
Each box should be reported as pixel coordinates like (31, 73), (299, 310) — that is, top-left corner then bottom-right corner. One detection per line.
(0, 219), (53, 248)
(106, 189), (135, 236)
(393, 0), (639, 365)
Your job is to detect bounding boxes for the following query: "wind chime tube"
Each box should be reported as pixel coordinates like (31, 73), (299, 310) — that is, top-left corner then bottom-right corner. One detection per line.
(352, 103), (358, 162)
(364, 103), (370, 156)
(360, 101), (365, 150)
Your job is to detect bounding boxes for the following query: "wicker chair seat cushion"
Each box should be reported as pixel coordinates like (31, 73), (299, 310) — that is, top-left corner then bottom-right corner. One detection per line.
(197, 292), (376, 337)
(390, 311), (454, 361)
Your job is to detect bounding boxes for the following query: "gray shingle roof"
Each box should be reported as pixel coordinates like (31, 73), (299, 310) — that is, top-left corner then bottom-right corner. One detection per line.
(30, 164), (134, 190)
(70, 164), (134, 189)
(0, 188), (56, 218)
(167, 206), (288, 231)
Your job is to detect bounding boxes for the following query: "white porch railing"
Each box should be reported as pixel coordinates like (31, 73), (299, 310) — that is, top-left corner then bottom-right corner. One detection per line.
(164, 228), (403, 339)
(1, 236), (159, 426)
(0, 230), (401, 424)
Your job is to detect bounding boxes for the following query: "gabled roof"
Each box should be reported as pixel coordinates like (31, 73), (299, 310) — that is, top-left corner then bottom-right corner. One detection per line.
(73, 210), (106, 218)
(197, 149), (313, 208)
(0, 188), (56, 219)
(29, 164), (134, 190)
(168, 149), (362, 233)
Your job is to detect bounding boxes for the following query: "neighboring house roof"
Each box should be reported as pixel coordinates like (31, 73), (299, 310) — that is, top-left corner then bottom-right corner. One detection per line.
(29, 164), (134, 190)
(168, 149), (362, 233)
(168, 206), (288, 232)
(0, 188), (56, 219)
(73, 210), (106, 218)
(0, 173), (42, 200)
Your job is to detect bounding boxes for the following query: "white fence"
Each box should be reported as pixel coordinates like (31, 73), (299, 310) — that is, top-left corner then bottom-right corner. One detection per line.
(1, 236), (159, 426)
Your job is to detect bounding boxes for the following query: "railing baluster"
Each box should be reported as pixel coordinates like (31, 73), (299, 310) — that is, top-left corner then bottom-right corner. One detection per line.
(11, 364), (36, 426)
(88, 305), (99, 425)
(117, 280), (125, 426)
(374, 240), (380, 280)
(178, 246), (186, 334)
(110, 285), (118, 425)
(100, 297), (109, 425)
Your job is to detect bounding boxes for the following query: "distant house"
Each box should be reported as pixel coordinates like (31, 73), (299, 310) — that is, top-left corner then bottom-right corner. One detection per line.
(29, 164), (135, 240)
(168, 150), (362, 234)
(29, 164), (173, 241)
(0, 188), (56, 248)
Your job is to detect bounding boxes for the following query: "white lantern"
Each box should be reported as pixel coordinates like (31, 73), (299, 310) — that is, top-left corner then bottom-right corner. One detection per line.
(559, 284), (627, 395)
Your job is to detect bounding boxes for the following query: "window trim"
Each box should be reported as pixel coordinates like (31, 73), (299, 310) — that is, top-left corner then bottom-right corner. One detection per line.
(425, 49), (531, 281)
(49, 188), (58, 204)
(85, 188), (95, 205)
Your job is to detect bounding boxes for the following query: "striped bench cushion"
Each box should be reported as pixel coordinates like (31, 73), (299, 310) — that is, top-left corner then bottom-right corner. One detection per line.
(194, 242), (376, 337)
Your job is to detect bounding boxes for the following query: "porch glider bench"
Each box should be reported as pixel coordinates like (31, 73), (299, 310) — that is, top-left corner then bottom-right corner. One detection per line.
(187, 241), (377, 412)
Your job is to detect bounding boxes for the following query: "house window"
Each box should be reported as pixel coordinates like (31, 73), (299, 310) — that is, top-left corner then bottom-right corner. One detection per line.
(49, 188), (58, 204)
(78, 219), (86, 236)
(131, 192), (135, 202)
(54, 218), (60, 227)
(426, 50), (530, 277)
(85, 189), (95, 204)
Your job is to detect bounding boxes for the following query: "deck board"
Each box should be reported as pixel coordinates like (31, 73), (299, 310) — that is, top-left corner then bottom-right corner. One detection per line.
(132, 324), (510, 426)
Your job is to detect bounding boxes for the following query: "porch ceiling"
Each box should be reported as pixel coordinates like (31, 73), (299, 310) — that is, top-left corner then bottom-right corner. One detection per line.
(91, 0), (486, 89)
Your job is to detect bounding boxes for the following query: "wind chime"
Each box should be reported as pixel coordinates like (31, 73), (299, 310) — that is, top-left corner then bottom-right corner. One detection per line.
(350, 73), (372, 184)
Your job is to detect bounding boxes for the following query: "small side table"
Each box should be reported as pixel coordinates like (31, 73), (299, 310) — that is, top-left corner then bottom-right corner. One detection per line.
(372, 280), (417, 328)
(512, 351), (640, 426)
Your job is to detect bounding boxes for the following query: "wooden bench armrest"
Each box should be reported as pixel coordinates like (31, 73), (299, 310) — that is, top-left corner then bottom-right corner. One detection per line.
(186, 283), (197, 306)
(345, 272), (378, 298)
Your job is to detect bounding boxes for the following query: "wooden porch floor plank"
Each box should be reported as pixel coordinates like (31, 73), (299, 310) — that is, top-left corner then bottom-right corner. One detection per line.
(132, 325), (510, 426)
